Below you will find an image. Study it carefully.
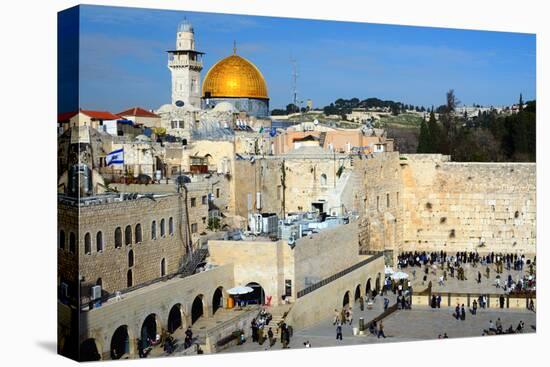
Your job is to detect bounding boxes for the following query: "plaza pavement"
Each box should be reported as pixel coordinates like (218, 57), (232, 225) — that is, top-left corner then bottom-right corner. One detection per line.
(222, 305), (535, 353)
(405, 262), (535, 294)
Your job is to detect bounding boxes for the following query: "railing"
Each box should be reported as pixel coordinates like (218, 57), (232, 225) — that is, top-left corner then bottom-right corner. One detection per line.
(297, 252), (383, 298)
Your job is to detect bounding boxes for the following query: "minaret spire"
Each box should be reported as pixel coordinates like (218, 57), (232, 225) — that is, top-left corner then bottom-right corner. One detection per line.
(233, 40), (237, 55)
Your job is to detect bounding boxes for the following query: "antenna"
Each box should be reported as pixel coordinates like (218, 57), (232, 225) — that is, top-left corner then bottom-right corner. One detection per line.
(290, 57), (299, 108)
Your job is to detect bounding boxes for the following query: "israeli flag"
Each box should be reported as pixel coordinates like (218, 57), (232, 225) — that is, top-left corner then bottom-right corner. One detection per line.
(106, 148), (124, 166)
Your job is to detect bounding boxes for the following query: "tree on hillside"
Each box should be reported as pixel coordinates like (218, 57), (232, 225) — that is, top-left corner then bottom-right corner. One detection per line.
(417, 118), (431, 153)
(286, 103), (299, 114)
(427, 110), (440, 153)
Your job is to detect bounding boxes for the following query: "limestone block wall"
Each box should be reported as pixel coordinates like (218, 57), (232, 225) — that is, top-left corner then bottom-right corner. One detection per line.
(232, 154), (354, 219)
(400, 154), (536, 254)
(75, 194), (204, 296)
(285, 254), (384, 330)
(357, 152), (404, 258)
(293, 221), (369, 293)
(208, 239), (294, 305)
(80, 264), (235, 359)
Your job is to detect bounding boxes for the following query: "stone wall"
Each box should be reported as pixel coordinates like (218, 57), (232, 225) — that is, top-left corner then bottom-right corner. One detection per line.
(400, 154), (536, 254)
(293, 221), (369, 293)
(72, 193), (207, 296)
(357, 152), (404, 262)
(208, 239), (294, 305)
(285, 254), (384, 330)
(79, 264), (235, 359)
(232, 152), (355, 220)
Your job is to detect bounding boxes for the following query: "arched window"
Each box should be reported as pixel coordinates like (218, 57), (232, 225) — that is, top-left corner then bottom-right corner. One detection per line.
(128, 250), (134, 268)
(135, 224), (142, 243)
(169, 217), (174, 235)
(160, 258), (166, 277)
(160, 219), (166, 237)
(125, 225), (132, 245)
(96, 231), (104, 252)
(127, 269), (133, 287)
(151, 221), (157, 240)
(59, 230), (65, 250)
(84, 233), (91, 255)
(320, 173), (327, 186)
(69, 232), (76, 254)
(114, 227), (122, 248)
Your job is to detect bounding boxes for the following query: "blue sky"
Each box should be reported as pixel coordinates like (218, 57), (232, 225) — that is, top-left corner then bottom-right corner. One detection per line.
(71, 4), (536, 113)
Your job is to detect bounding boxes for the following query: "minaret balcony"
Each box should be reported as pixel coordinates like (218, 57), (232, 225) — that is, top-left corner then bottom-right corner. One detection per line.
(168, 59), (203, 69)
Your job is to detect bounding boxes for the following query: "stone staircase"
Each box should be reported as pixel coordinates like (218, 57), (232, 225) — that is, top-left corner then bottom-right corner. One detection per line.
(268, 304), (293, 339)
(180, 247), (209, 277)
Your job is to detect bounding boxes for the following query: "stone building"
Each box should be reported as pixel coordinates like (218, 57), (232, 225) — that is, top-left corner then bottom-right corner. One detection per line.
(58, 190), (208, 306)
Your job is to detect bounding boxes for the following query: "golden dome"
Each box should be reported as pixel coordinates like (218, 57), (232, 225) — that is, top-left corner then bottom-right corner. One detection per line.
(202, 54), (268, 100)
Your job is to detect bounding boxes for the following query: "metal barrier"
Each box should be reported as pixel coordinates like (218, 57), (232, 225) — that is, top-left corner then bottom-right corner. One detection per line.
(297, 252), (383, 298)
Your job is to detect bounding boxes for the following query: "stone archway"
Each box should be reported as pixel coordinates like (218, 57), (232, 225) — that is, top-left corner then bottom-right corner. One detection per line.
(110, 325), (130, 360)
(167, 303), (185, 333)
(212, 287), (224, 315)
(80, 338), (101, 361)
(366, 278), (372, 296)
(354, 284), (362, 302)
(342, 291), (351, 308)
(191, 295), (205, 324)
(244, 282), (265, 305)
(140, 314), (161, 347)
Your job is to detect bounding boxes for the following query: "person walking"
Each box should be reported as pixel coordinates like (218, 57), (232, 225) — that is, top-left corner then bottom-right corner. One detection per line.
(267, 327), (274, 348)
(377, 321), (386, 339)
(460, 304), (466, 321)
(454, 304), (460, 320)
(472, 299), (478, 315)
(336, 323), (343, 341)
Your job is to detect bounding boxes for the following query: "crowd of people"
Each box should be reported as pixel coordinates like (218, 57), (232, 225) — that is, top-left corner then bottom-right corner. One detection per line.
(483, 318), (526, 335)
(249, 308), (293, 349)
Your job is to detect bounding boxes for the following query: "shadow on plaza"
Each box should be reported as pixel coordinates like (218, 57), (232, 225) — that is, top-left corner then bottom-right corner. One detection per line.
(36, 340), (57, 354)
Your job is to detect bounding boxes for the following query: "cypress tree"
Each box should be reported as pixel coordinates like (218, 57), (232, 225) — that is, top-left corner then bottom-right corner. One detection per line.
(417, 118), (431, 153)
(427, 110), (439, 153)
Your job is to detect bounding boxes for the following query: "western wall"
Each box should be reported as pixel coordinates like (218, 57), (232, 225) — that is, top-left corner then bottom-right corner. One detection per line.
(400, 154), (536, 254)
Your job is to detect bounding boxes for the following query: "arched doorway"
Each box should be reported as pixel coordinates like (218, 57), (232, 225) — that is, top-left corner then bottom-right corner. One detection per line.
(354, 284), (362, 302)
(110, 325), (129, 360)
(141, 314), (159, 346)
(342, 291), (350, 307)
(167, 304), (184, 333)
(80, 338), (100, 361)
(245, 282), (265, 305)
(191, 295), (204, 324)
(212, 287), (224, 315)
(127, 269), (133, 288)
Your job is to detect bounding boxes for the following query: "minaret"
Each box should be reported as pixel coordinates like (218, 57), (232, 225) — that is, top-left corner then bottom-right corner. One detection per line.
(167, 19), (204, 108)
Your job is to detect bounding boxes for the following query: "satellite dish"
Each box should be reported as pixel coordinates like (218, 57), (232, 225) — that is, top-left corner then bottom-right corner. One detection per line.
(175, 100), (185, 107)
(313, 119), (319, 125)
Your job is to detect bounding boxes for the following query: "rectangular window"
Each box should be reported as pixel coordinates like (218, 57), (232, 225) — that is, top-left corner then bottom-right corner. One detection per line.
(191, 223), (198, 233)
(377, 196), (380, 211)
(396, 192), (400, 206)
(386, 193), (390, 208)
(285, 279), (292, 297)
(202, 195), (207, 205)
(216, 188), (220, 198)
(190, 198), (196, 207)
